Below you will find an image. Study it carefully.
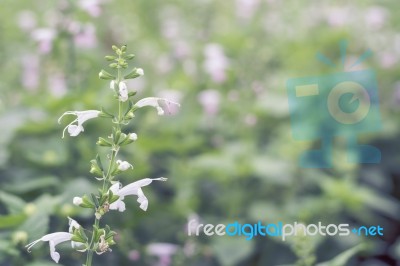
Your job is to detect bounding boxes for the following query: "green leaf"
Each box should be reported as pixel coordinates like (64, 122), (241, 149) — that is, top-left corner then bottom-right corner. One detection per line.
(19, 212), (49, 241)
(0, 214), (26, 229)
(211, 237), (254, 266)
(317, 244), (366, 266)
(4, 176), (58, 194)
(0, 191), (26, 214)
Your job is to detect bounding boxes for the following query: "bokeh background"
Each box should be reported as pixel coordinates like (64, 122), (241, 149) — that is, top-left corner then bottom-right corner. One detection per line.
(1, 0), (400, 265)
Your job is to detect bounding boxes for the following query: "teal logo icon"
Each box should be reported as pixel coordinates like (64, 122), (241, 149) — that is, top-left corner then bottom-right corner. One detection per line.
(287, 41), (381, 168)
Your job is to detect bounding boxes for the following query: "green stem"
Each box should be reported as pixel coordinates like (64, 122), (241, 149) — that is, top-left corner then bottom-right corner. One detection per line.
(85, 218), (99, 266)
(86, 63), (124, 266)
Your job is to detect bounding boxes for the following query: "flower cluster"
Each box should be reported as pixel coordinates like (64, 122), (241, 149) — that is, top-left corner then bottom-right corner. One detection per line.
(26, 45), (180, 265)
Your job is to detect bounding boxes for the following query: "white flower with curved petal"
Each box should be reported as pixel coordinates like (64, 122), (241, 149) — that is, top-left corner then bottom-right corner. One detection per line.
(58, 110), (100, 138)
(119, 81), (128, 102)
(116, 160), (133, 171)
(26, 232), (73, 263)
(109, 177), (167, 212)
(134, 97), (180, 116)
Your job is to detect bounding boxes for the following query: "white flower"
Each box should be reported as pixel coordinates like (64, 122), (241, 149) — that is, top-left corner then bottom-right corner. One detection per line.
(118, 81), (128, 102)
(129, 133), (138, 141)
(136, 68), (144, 76)
(109, 177), (167, 212)
(26, 232), (73, 263)
(73, 197), (82, 206)
(134, 97), (180, 115)
(116, 160), (133, 171)
(110, 80), (116, 90)
(58, 110), (100, 138)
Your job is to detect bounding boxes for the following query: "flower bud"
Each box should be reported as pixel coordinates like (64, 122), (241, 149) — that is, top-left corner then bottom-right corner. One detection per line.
(129, 133), (138, 141)
(116, 160), (133, 171)
(99, 69), (115, 80)
(105, 55), (116, 61)
(125, 54), (135, 60)
(109, 63), (118, 68)
(112, 45), (118, 51)
(124, 68), (144, 79)
(73, 197), (83, 206)
(97, 137), (112, 147)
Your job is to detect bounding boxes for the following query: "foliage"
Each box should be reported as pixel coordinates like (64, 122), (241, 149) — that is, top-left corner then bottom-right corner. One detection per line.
(1, 0), (400, 265)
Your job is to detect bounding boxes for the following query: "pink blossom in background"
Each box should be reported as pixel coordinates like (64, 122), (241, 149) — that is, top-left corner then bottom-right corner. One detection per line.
(47, 73), (67, 98)
(128, 250), (140, 261)
(365, 6), (387, 30)
(172, 40), (191, 60)
(147, 243), (178, 266)
(17, 10), (37, 31)
(74, 23), (97, 49)
(21, 54), (39, 91)
(31, 28), (56, 54)
(78, 0), (103, 17)
(159, 7), (181, 41)
(244, 114), (257, 126)
(378, 52), (398, 69)
(235, 0), (260, 20)
(203, 44), (229, 83)
(183, 241), (196, 257)
(197, 89), (221, 116)
(326, 7), (350, 27)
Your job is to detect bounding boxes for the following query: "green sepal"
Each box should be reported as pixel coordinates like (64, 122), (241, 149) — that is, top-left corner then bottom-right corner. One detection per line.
(104, 55), (116, 61)
(71, 226), (88, 243)
(98, 69), (115, 80)
(96, 154), (104, 171)
(97, 137), (112, 147)
(124, 54), (135, 60)
(124, 68), (142, 79)
(112, 127), (121, 144)
(99, 108), (114, 118)
(80, 194), (95, 209)
(108, 191), (119, 204)
(90, 159), (103, 176)
(91, 193), (100, 209)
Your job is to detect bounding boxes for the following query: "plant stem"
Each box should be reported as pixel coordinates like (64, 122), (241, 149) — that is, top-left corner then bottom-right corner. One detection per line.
(85, 218), (99, 266)
(86, 64), (123, 266)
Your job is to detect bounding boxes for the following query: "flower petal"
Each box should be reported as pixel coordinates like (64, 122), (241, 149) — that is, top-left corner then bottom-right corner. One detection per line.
(134, 97), (180, 116)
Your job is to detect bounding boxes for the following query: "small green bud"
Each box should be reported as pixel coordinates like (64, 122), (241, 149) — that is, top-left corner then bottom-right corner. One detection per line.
(109, 63), (118, 68)
(90, 159), (103, 176)
(125, 54), (135, 60)
(99, 69), (115, 80)
(125, 111), (134, 120)
(97, 137), (112, 147)
(105, 55), (116, 61)
(112, 45), (118, 51)
(121, 45), (127, 52)
(74, 195), (95, 208)
(116, 49), (122, 56)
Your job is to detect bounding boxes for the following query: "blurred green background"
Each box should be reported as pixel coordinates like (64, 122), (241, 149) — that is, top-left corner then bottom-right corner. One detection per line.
(0, 0), (400, 265)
